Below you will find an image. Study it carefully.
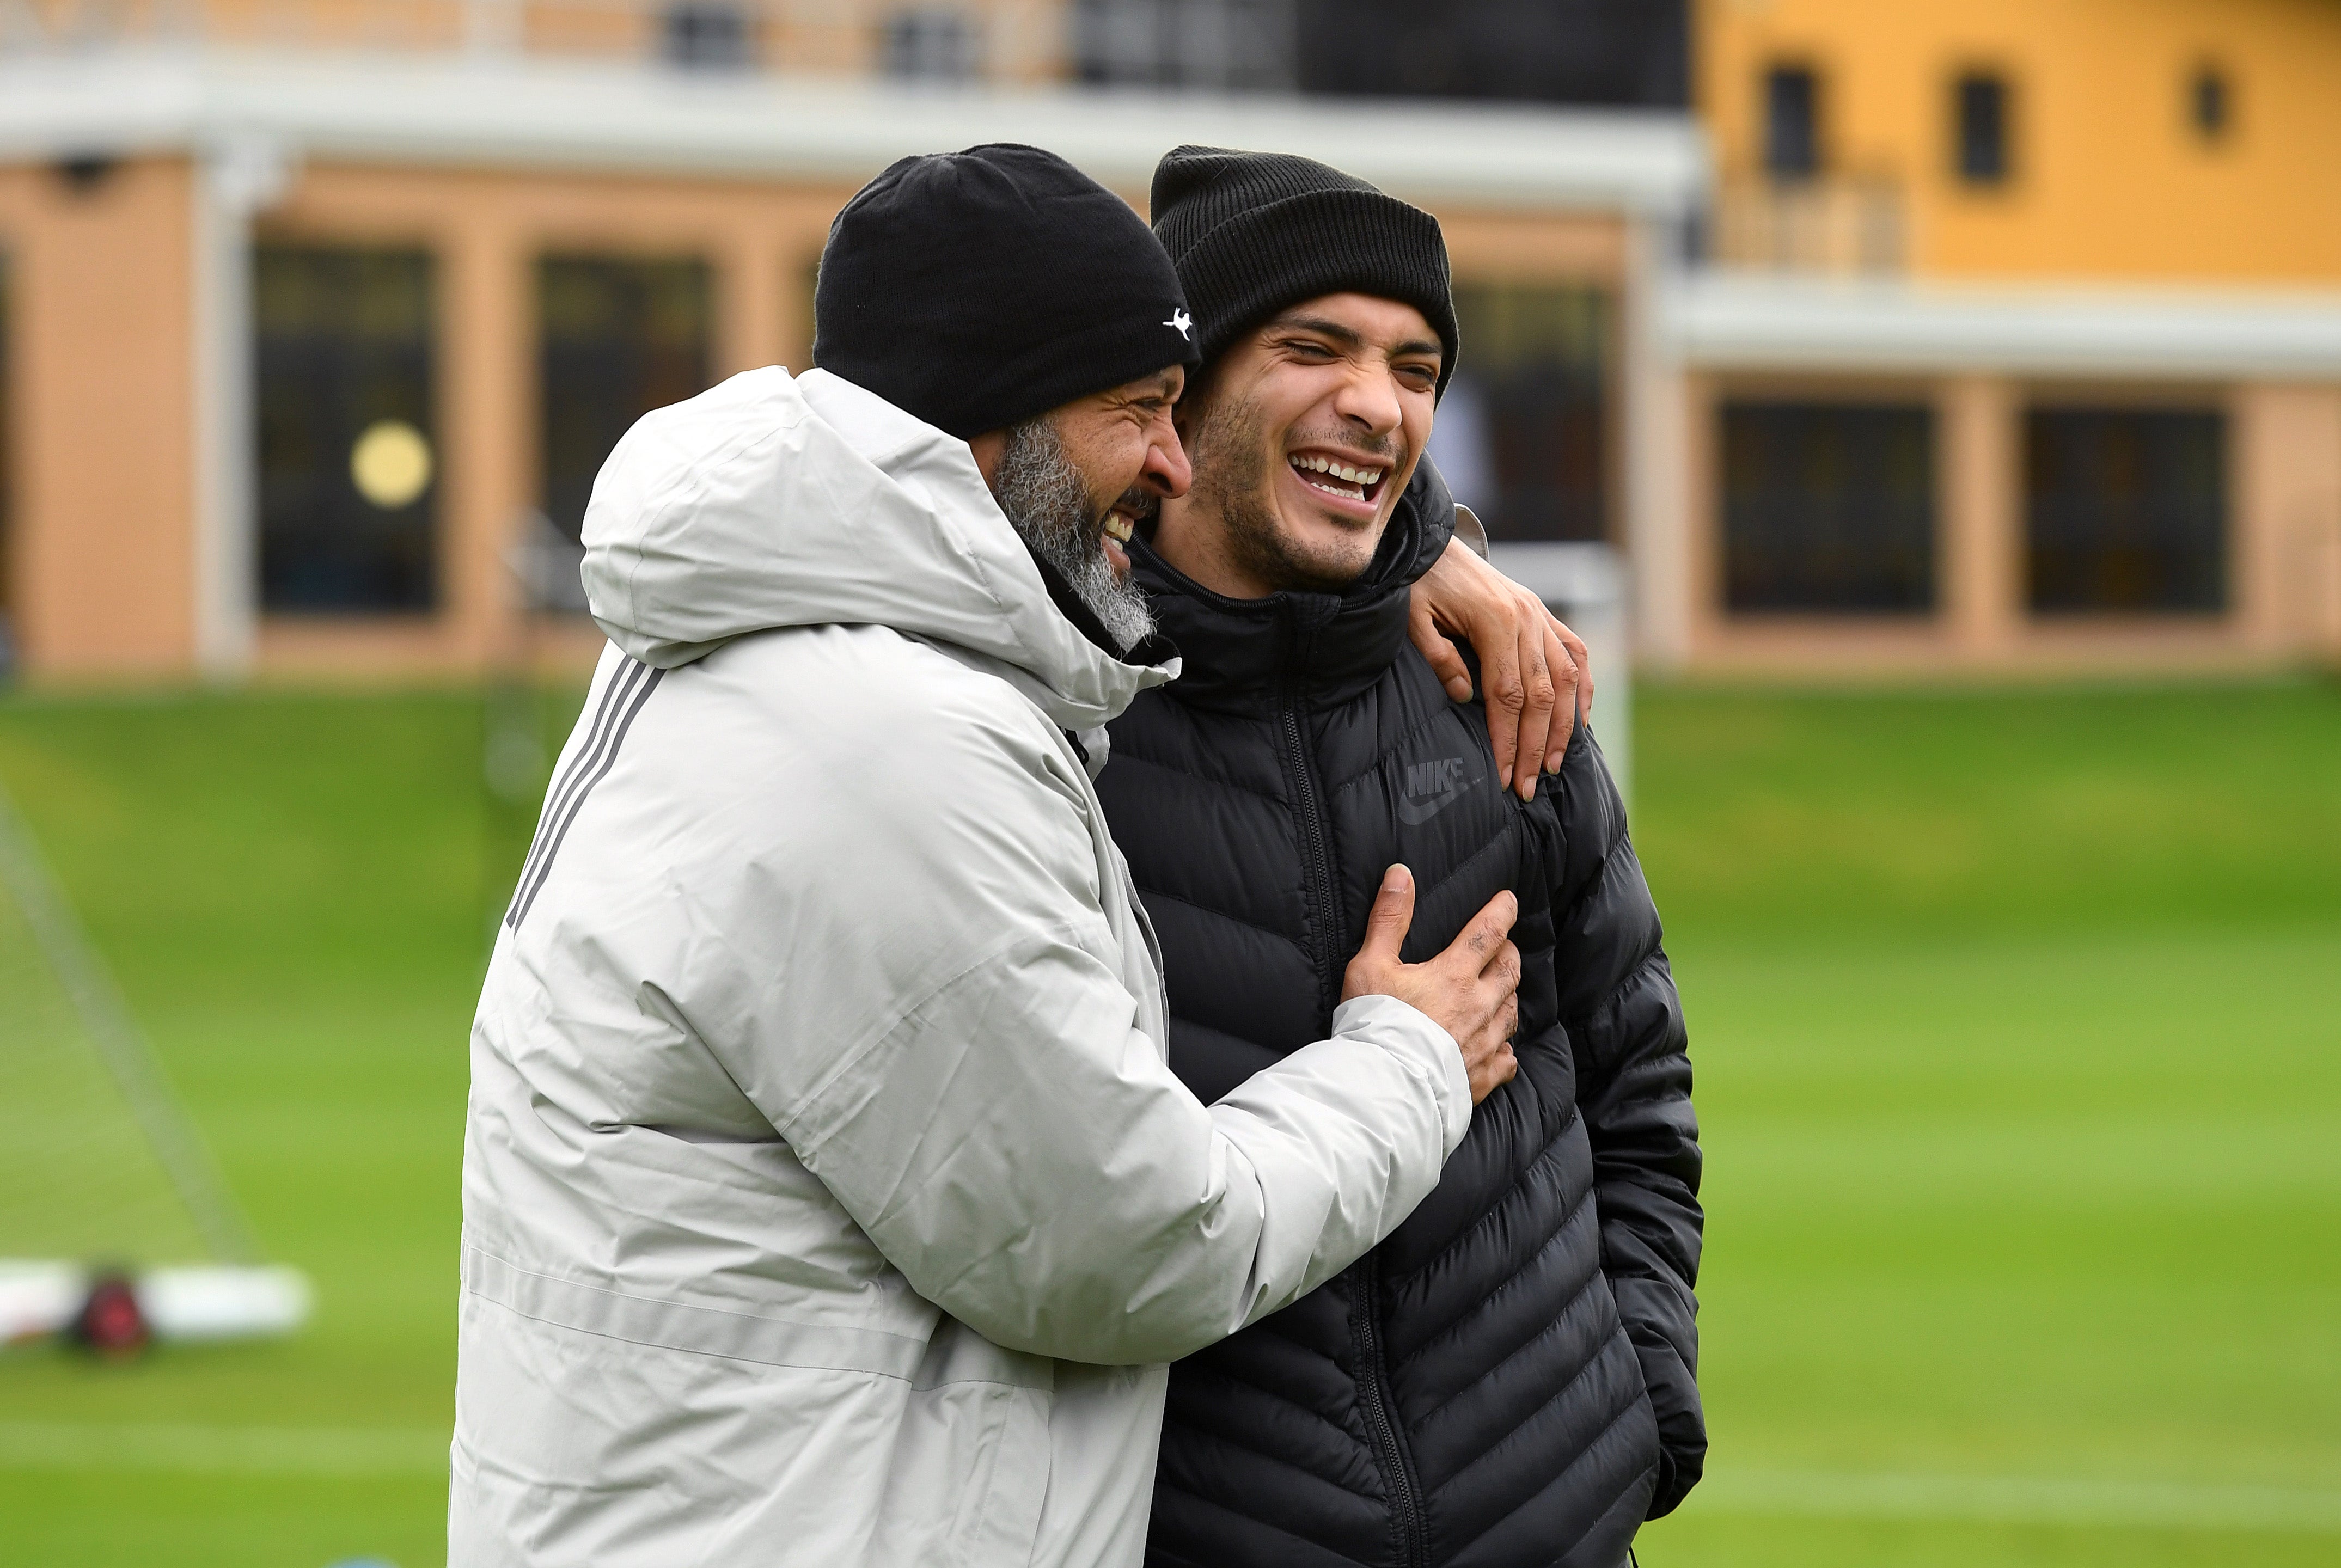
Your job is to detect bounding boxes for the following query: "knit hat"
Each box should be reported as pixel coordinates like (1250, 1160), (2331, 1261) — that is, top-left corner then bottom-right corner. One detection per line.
(1148, 146), (1458, 399)
(814, 144), (1201, 440)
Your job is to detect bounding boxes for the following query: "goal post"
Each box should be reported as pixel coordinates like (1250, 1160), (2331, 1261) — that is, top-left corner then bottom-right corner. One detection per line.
(0, 774), (309, 1349)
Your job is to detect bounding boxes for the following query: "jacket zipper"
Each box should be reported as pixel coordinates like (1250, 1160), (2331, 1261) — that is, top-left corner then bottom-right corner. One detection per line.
(1274, 612), (1429, 1566)
(1350, 1253), (1429, 1567)
(1278, 696), (1342, 1012)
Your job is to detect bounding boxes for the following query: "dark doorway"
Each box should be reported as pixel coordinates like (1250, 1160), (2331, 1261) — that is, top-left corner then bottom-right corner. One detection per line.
(539, 256), (713, 546)
(2026, 408), (2226, 614)
(1722, 401), (1937, 614)
(1430, 286), (1610, 542)
(256, 246), (439, 614)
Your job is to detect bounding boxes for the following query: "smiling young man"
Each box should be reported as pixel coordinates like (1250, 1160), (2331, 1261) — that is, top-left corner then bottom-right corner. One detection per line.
(1094, 148), (1707, 1567)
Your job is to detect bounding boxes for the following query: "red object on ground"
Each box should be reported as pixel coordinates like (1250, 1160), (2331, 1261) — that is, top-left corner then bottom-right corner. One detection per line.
(70, 1274), (150, 1357)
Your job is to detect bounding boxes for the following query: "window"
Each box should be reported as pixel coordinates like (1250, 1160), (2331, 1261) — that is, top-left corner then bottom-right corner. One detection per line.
(2190, 63), (2231, 143)
(1071, 0), (1296, 91)
(1955, 71), (2011, 185)
(539, 256), (714, 548)
(1427, 286), (1609, 543)
(884, 7), (980, 80)
(1764, 65), (1820, 179)
(1721, 402), (1936, 614)
(1282, 0), (1688, 106)
(2025, 408), (2226, 614)
(663, 3), (751, 68)
(256, 247), (438, 613)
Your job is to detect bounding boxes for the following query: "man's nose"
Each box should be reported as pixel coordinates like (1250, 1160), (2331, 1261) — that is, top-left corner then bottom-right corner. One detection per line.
(1142, 414), (1193, 499)
(1332, 365), (1404, 438)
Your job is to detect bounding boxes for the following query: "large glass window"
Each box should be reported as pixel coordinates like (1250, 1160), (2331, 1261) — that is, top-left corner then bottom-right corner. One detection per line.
(2025, 408), (2226, 614)
(1285, 0), (1686, 106)
(256, 246), (438, 613)
(1721, 401), (1936, 614)
(538, 256), (713, 546)
(1427, 285), (1608, 543)
(1071, 0), (1297, 91)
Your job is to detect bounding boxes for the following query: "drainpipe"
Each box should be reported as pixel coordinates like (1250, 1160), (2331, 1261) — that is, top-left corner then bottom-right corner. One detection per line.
(189, 133), (294, 682)
(1621, 202), (1692, 672)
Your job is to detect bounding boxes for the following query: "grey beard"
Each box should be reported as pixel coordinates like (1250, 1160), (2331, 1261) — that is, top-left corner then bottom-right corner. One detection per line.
(992, 417), (1157, 655)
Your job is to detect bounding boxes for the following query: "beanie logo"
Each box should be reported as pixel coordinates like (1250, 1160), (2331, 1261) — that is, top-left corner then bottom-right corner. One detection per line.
(1163, 309), (1193, 340)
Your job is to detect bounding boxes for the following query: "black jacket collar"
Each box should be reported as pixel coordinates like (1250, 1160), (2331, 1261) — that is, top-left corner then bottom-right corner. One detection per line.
(1130, 461), (1458, 714)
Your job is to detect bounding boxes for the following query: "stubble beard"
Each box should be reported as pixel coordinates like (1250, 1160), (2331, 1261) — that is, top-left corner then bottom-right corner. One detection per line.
(991, 416), (1158, 655)
(1185, 392), (1385, 595)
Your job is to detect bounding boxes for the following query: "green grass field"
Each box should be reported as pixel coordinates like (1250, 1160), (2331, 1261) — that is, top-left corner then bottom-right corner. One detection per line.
(1, 679), (2335, 1566)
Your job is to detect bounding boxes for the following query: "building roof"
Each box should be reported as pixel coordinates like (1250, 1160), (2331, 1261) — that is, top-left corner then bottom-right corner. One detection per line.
(1679, 271), (2341, 381)
(0, 46), (1706, 215)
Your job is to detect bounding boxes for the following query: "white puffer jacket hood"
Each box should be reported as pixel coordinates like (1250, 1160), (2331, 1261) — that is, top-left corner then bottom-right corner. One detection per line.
(451, 367), (1469, 1568)
(583, 365), (1174, 732)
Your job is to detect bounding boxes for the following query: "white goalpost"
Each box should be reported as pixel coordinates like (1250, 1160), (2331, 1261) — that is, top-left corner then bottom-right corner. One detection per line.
(0, 775), (309, 1351)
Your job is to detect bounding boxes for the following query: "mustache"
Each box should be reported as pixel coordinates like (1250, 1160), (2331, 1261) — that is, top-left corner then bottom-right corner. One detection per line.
(1102, 486), (1162, 530)
(1284, 425), (1403, 463)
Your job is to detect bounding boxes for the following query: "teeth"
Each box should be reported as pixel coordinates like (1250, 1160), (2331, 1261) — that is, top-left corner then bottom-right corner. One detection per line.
(1289, 454), (1384, 488)
(1103, 513), (1134, 543)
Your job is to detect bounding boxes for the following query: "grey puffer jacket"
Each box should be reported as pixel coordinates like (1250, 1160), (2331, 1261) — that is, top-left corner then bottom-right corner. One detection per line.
(449, 366), (1477, 1567)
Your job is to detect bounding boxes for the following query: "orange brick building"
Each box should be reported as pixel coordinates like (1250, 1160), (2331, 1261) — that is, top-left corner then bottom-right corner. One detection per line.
(1, 0), (2338, 683)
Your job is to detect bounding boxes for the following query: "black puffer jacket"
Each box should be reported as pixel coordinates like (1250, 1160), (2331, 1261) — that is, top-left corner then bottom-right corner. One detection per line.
(1096, 468), (1703, 1568)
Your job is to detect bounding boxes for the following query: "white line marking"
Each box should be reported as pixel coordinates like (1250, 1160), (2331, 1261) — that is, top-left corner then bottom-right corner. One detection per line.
(3, 1426), (2334, 1534)
(1690, 1469), (2341, 1533)
(0, 1423), (447, 1477)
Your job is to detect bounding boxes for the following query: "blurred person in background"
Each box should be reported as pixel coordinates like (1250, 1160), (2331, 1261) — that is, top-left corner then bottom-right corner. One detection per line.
(1096, 148), (1705, 1568)
(450, 143), (1592, 1568)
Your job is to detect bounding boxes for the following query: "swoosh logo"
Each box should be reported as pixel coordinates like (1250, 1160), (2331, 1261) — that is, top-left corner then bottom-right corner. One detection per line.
(1396, 785), (1472, 825)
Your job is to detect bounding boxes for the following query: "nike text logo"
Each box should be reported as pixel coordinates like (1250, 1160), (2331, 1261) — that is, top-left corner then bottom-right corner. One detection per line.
(1397, 756), (1476, 825)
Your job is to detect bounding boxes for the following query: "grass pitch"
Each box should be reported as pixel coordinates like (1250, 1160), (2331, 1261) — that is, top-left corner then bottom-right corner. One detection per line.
(1, 678), (2336, 1567)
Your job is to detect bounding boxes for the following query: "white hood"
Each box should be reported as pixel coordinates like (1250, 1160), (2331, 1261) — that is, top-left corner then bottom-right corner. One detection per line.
(581, 366), (1175, 732)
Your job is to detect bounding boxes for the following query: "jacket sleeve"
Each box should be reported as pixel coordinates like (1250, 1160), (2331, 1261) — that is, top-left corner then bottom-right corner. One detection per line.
(683, 679), (1474, 1368)
(1544, 725), (1706, 1518)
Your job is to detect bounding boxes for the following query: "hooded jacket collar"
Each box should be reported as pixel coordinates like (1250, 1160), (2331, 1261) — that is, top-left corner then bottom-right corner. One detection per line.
(580, 366), (1177, 733)
(1130, 460), (1458, 715)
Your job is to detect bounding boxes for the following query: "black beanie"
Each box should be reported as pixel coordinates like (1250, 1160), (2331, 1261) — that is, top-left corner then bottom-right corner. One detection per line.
(1149, 146), (1458, 399)
(814, 144), (1201, 440)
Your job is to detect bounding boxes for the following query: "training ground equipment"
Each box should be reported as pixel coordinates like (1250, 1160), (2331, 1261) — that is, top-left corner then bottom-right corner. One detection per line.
(0, 774), (311, 1349)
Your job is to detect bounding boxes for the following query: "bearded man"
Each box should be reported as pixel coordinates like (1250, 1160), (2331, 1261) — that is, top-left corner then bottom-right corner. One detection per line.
(451, 143), (1606, 1568)
(1095, 148), (1706, 1568)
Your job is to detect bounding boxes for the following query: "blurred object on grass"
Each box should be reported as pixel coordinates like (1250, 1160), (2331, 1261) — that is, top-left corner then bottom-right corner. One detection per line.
(0, 679), (2332, 1567)
(0, 762), (311, 1356)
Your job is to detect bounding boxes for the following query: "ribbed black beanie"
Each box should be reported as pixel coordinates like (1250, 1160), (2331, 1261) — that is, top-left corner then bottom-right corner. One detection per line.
(1149, 146), (1458, 399)
(814, 144), (1200, 440)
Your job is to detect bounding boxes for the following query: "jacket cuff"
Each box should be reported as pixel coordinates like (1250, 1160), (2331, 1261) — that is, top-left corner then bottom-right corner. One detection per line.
(1329, 993), (1472, 1157)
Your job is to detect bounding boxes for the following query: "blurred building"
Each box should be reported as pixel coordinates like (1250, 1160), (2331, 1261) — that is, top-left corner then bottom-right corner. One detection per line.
(1682, 0), (2341, 674)
(0, 0), (2336, 682)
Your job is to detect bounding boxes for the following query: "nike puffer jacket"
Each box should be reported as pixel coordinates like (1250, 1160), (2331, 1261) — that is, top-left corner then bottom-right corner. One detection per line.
(1096, 465), (1706, 1568)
